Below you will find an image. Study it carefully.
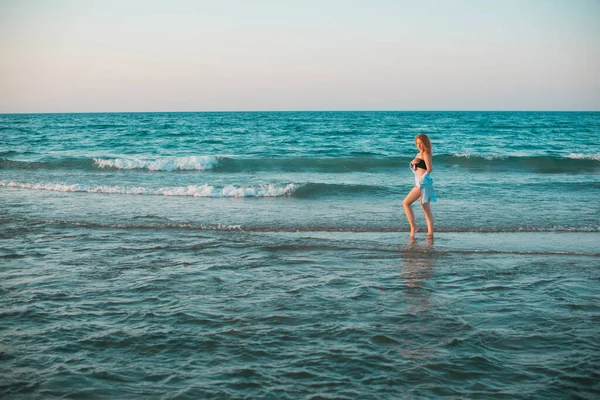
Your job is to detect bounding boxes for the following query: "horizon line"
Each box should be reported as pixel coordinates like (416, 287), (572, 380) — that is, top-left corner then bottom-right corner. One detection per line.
(2, 109), (599, 115)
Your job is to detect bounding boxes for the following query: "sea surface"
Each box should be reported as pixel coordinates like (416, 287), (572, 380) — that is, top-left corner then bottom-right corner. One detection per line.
(1, 111), (599, 399)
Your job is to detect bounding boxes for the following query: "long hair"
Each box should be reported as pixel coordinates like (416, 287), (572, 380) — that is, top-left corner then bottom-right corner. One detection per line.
(416, 134), (432, 153)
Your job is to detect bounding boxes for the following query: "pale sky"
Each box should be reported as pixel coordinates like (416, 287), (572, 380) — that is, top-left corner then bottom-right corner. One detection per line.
(1, 0), (599, 112)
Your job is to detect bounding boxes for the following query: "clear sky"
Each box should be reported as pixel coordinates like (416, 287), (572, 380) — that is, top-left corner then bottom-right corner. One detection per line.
(1, 0), (599, 112)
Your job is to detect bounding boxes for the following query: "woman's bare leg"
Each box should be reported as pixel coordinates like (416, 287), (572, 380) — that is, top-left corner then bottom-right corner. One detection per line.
(402, 186), (422, 237)
(421, 201), (434, 237)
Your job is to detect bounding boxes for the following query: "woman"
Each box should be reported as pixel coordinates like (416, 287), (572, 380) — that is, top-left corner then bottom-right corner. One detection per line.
(402, 134), (437, 238)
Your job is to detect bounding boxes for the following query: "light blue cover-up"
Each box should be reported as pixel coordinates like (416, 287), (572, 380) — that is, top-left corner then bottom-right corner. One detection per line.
(410, 163), (437, 203)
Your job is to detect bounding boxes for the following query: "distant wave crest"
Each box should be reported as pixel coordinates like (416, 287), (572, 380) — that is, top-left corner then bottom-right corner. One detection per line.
(451, 153), (507, 160)
(567, 153), (600, 161)
(440, 154), (600, 172)
(93, 156), (220, 171)
(1, 153), (598, 173)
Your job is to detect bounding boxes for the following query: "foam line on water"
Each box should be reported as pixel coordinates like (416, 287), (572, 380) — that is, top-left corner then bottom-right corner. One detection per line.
(0, 180), (298, 198)
(93, 156), (220, 171)
(5, 214), (598, 234)
(567, 153), (600, 161)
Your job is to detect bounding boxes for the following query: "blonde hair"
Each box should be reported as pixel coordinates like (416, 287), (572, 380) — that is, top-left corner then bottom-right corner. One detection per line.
(416, 134), (432, 153)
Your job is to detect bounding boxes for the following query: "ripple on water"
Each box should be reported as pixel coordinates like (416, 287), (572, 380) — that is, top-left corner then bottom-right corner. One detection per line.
(1, 227), (599, 398)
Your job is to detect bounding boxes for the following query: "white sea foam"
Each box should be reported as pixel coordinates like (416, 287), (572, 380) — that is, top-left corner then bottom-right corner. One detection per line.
(93, 156), (220, 171)
(452, 153), (472, 159)
(1, 181), (298, 198)
(567, 153), (600, 161)
(451, 153), (505, 160)
(50, 220), (244, 231)
(157, 183), (298, 197)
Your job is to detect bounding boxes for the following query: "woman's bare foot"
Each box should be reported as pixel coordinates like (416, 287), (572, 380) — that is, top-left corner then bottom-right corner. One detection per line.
(410, 226), (419, 237)
(427, 232), (434, 238)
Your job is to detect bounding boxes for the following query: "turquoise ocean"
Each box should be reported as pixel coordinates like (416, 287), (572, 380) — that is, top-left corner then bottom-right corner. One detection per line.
(1, 111), (599, 398)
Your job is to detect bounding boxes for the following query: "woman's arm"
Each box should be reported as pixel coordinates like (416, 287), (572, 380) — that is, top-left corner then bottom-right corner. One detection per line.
(421, 153), (433, 179)
(423, 152), (433, 177)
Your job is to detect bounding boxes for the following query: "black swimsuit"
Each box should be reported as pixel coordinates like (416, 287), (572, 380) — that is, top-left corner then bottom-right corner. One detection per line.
(413, 158), (427, 170)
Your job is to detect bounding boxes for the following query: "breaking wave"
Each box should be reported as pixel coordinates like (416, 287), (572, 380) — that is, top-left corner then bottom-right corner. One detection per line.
(93, 156), (220, 171)
(1, 153), (599, 173)
(441, 154), (600, 172)
(0, 180), (396, 199)
(567, 153), (600, 161)
(0, 180), (298, 198)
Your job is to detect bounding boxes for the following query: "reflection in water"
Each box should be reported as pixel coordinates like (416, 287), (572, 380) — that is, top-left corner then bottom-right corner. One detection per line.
(396, 237), (436, 360)
(401, 237), (434, 288)
(400, 237), (435, 314)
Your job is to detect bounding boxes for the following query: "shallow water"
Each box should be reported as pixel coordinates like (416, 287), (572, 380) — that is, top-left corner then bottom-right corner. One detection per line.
(1, 225), (599, 399)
